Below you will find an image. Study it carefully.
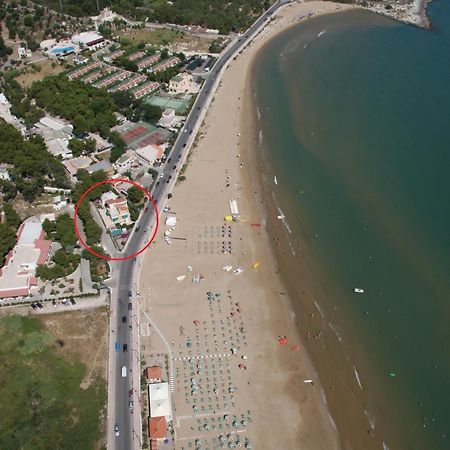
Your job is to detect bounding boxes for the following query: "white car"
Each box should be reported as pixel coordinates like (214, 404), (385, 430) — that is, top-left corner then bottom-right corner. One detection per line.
(114, 423), (119, 437)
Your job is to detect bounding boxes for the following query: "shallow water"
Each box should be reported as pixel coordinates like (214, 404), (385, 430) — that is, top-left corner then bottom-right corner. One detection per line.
(253, 2), (450, 449)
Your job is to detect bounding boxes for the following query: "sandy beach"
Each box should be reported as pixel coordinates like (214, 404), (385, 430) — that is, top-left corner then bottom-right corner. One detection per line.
(139, 2), (356, 449)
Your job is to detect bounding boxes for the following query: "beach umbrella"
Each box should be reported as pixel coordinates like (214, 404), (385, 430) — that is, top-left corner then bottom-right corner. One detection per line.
(278, 336), (287, 345)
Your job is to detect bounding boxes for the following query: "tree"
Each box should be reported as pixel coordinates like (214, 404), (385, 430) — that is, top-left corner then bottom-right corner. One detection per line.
(2, 204), (21, 229)
(127, 186), (144, 204)
(0, 223), (16, 266)
(72, 114), (89, 135)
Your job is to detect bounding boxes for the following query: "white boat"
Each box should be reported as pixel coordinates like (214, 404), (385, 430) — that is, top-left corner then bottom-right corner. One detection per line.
(353, 288), (365, 294)
(234, 267), (244, 274)
(222, 265), (233, 272)
(274, 176), (278, 185)
(176, 275), (186, 281)
(277, 214), (285, 220)
(187, 265), (193, 272)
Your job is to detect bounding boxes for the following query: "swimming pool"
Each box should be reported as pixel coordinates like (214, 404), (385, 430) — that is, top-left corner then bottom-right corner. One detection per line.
(51, 46), (74, 55)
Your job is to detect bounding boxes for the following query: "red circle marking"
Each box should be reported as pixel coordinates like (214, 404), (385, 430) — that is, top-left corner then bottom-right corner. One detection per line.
(73, 178), (159, 261)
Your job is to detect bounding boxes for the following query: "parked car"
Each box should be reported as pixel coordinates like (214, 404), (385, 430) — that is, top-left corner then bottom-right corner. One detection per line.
(69, 298), (76, 305)
(128, 290), (132, 298)
(30, 303), (37, 310)
(115, 342), (120, 352)
(122, 316), (127, 323)
(36, 302), (43, 309)
(129, 399), (133, 410)
(123, 344), (128, 352)
(128, 303), (132, 311)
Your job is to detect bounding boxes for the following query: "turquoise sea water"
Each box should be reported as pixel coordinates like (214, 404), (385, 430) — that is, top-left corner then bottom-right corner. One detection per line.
(254, 1), (450, 449)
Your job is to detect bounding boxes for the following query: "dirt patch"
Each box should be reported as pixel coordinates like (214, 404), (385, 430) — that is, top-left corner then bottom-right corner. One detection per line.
(39, 307), (109, 388)
(16, 59), (64, 88)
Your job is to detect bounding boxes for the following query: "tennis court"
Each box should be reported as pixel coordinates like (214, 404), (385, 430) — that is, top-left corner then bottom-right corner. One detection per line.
(146, 95), (191, 113)
(120, 123), (157, 145)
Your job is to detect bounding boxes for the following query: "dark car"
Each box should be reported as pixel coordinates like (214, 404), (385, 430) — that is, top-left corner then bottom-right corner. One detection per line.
(129, 389), (133, 397)
(31, 303), (37, 310)
(69, 298), (76, 305)
(166, 179), (170, 183)
(167, 158), (172, 163)
(132, 257), (137, 264)
(168, 175), (172, 180)
(135, 226), (140, 232)
(128, 303), (132, 311)
(172, 165), (176, 170)
(122, 316), (127, 323)
(183, 143), (187, 147)
(128, 290), (132, 298)
(156, 181), (160, 187)
(197, 106), (200, 110)
(123, 344), (128, 352)
(36, 302), (44, 309)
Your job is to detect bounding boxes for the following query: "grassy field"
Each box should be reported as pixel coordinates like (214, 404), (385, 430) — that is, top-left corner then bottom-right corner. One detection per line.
(0, 310), (108, 450)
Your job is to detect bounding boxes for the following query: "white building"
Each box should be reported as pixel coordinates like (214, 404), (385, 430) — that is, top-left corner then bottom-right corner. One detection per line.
(158, 108), (181, 129)
(38, 117), (73, 135)
(114, 152), (135, 173)
(135, 145), (164, 168)
(71, 31), (106, 51)
(46, 138), (73, 160)
(0, 167), (10, 181)
(0, 218), (51, 299)
(52, 195), (68, 210)
(168, 72), (199, 94)
(18, 47), (32, 58)
(148, 382), (172, 419)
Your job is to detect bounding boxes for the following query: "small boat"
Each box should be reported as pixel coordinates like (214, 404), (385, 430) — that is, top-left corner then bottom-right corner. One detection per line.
(353, 288), (365, 294)
(274, 176), (278, 185)
(176, 275), (186, 281)
(277, 214), (285, 220)
(187, 265), (193, 272)
(234, 267), (244, 274)
(222, 265), (233, 272)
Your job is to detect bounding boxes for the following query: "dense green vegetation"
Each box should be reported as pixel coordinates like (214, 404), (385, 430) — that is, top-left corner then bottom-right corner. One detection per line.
(0, 315), (106, 449)
(0, 223), (16, 266)
(29, 76), (117, 135)
(2, 78), (45, 127)
(37, 213), (80, 280)
(127, 185), (144, 221)
(68, 137), (96, 157)
(33, 0), (274, 33)
(82, 246), (110, 282)
(0, 119), (69, 201)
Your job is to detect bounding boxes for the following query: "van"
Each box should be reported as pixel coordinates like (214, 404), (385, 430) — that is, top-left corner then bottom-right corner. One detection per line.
(121, 366), (127, 378)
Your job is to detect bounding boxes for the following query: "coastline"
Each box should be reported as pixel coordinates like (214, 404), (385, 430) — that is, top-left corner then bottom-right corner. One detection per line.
(238, 4), (391, 449)
(139, 2), (358, 448)
(358, 0), (433, 29)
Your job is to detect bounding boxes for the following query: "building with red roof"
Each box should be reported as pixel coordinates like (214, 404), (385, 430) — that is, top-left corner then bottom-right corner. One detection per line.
(148, 416), (167, 439)
(144, 366), (163, 383)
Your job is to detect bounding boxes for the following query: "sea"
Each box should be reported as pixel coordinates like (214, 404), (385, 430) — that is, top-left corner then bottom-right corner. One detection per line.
(252, 1), (450, 449)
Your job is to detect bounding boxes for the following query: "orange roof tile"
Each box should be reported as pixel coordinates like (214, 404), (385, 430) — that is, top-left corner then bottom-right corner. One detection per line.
(149, 416), (167, 439)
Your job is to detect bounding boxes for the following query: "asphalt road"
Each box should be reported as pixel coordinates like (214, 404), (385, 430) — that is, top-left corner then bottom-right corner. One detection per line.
(110, 1), (289, 448)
